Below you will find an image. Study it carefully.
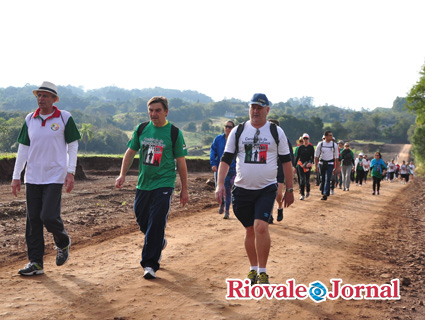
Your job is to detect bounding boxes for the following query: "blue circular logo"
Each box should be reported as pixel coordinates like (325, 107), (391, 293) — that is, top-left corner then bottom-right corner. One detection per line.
(309, 281), (327, 302)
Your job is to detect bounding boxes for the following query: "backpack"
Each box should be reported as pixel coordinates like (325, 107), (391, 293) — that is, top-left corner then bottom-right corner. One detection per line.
(137, 121), (179, 156)
(342, 149), (353, 166)
(234, 121), (295, 165)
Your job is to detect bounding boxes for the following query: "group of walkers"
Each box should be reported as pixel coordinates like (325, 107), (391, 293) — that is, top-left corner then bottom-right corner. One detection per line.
(10, 85), (413, 287)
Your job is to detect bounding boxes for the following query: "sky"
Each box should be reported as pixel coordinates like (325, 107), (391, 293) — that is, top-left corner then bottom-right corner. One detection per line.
(1, 0), (424, 110)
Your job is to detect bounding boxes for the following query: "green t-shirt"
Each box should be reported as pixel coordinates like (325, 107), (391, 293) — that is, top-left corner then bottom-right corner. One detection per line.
(127, 121), (187, 191)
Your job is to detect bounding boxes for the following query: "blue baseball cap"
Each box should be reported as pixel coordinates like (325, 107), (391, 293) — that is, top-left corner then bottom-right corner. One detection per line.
(249, 93), (269, 107)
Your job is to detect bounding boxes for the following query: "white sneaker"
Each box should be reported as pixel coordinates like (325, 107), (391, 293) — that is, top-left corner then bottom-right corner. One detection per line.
(299, 195), (305, 200)
(143, 267), (156, 279)
(330, 189), (334, 195)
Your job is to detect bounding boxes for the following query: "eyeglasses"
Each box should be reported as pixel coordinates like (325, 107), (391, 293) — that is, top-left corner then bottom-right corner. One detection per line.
(224, 125), (234, 129)
(344, 145), (349, 148)
(253, 129), (260, 144)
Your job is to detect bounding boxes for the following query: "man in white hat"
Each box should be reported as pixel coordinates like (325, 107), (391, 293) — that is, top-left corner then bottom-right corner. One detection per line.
(11, 81), (81, 276)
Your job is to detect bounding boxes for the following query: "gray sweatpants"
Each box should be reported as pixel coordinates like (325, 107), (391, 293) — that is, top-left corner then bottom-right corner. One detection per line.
(341, 165), (353, 189)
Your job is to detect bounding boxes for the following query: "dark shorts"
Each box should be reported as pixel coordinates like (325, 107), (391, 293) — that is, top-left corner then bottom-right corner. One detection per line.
(232, 184), (277, 228)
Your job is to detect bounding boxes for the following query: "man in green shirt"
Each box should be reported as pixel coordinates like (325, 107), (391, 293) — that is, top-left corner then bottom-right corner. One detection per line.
(116, 96), (188, 279)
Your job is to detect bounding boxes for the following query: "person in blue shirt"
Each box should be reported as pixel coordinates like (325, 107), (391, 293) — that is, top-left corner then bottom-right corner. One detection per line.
(210, 121), (236, 219)
(370, 151), (387, 195)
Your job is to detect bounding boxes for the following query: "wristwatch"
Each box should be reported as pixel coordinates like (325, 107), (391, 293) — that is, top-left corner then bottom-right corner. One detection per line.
(67, 172), (75, 176)
(286, 188), (294, 192)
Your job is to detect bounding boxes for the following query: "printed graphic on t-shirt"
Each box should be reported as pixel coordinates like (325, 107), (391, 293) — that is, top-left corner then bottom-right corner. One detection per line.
(142, 137), (165, 167)
(243, 143), (268, 164)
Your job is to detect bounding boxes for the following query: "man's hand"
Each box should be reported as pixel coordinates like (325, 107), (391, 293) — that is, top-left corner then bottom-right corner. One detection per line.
(215, 185), (225, 204)
(11, 179), (21, 197)
(180, 188), (189, 207)
(64, 173), (75, 193)
(115, 175), (125, 188)
(211, 166), (217, 172)
(283, 191), (294, 208)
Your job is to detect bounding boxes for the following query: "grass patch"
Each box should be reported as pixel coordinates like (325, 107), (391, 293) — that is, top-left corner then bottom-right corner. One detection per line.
(0, 153), (16, 160)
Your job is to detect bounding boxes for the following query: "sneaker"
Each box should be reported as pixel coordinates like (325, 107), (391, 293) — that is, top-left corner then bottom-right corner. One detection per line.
(257, 272), (270, 284)
(18, 262), (44, 276)
(343, 188), (346, 191)
(143, 267), (156, 279)
(247, 270), (258, 285)
(305, 192), (310, 198)
(56, 238), (71, 266)
(347, 188), (349, 191)
(356, 183), (359, 186)
(372, 191), (375, 195)
(277, 208), (283, 222)
(330, 189), (334, 195)
(300, 195), (305, 200)
(218, 204), (224, 214)
(224, 211), (229, 219)
(321, 195), (327, 201)
(268, 214), (274, 224)
(377, 191), (380, 195)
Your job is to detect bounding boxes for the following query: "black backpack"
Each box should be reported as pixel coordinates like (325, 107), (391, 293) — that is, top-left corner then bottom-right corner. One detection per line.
(342, 149), (353, 166)
(137, 121), (179, 156)
(234, 121), (295, 166)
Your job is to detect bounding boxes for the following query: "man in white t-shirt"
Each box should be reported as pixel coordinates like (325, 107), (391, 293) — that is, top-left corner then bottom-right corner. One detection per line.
(215, 93), (294, 285)
(314, 131), (339, 200)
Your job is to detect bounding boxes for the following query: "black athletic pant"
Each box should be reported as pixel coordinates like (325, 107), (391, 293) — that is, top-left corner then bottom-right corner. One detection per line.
(25, 183), (70, 265)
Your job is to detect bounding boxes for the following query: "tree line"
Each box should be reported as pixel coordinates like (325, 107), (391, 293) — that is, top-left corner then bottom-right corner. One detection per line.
(0, 85), (417, 155)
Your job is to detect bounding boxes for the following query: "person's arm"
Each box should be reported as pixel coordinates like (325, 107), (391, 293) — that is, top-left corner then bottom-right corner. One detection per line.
(64, 140), (78, 193)
(210, 138), (218, 171)
(215, 161), (230, 204)
(115, 148), (137, 188)
(176, 156), (189, 207)
(11, 144), (29, 196)
(282, 160), (294, 208)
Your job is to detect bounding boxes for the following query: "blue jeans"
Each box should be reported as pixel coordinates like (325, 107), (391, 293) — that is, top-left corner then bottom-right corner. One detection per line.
(319, 162), (334, 196)
(214, 167), (236, 211)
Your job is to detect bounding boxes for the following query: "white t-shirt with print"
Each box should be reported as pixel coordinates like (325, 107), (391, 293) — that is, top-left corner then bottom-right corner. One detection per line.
(224, 121), (290, 190)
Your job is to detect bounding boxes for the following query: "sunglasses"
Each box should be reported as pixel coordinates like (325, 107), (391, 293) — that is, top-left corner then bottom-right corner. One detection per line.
(303, 137), (309, 140)
(253, 129), (260, 144)
(224, 125), (234, 129)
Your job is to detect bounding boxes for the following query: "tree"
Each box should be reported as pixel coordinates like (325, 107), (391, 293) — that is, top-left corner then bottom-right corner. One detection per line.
(406, 61), (425, 162)
(80, 123), (94, 154)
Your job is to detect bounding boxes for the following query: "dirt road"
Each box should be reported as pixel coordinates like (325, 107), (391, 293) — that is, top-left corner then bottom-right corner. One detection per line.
(1, 145), (424, 319)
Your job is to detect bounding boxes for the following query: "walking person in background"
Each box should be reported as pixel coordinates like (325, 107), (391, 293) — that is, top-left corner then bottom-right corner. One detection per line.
(11, 81), (81, 276)
(295, 133), (314, 200)
(215, 93), (294, 285)
(116, 96), (188, 280)
(210, 120), (236, 219)
(339, 142), (355, 191)
(363, 155), (371, 184)
(355, 153), (366, 186)
(399, 160), (409, 184)
(314, 131), (339, 200)
(336, 140), (344, 189)
(408, 161), (416, 181)
(370, 152), (387, 195)
(387, 159), (396, 182)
